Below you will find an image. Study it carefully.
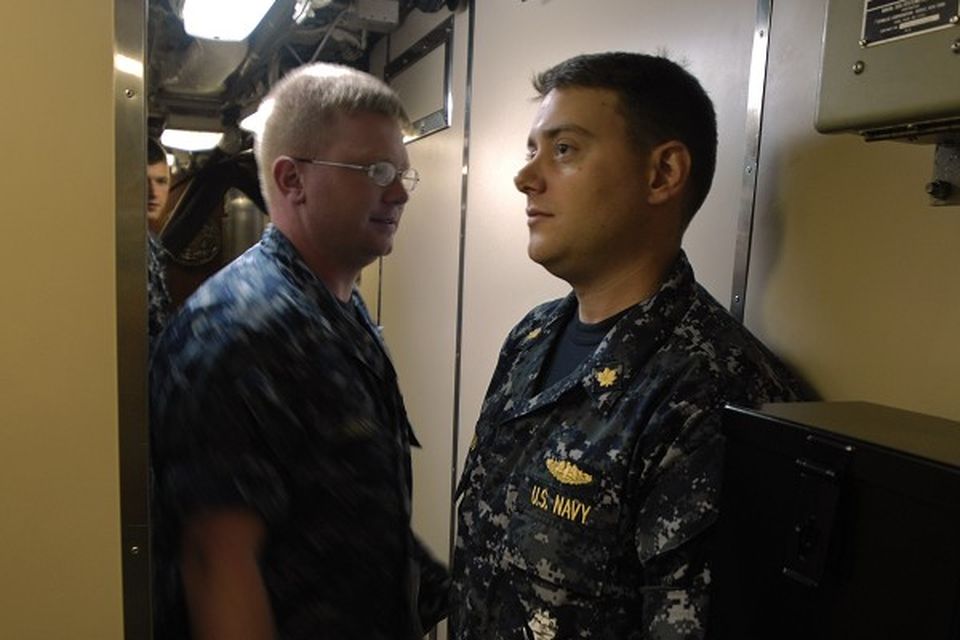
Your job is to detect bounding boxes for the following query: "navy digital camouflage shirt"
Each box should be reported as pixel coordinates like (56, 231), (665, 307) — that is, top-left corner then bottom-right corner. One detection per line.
(451, 251), (803, 640)
(147, 233), (172, 346)
(150, 225), (448, 640)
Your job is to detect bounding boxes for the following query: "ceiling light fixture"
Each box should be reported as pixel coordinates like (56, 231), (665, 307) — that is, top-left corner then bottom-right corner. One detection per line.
(182, 0), (278, 41)
(160, 129), (224, 152)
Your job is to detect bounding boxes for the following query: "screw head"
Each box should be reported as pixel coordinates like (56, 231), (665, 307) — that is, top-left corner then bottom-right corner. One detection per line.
(952, 39), (960, 53)
(129, 545), (141, 556)
(852, 60), (865, 74)
(858, 38), (868, 47)
(124, 88), (136, 99)
(950, 15), (959, 24)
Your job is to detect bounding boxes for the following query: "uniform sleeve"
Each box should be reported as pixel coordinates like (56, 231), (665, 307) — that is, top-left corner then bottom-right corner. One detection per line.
(632, 385), (726, 640)
(414, 536), (451, 631)
(151, 355), (293, 531)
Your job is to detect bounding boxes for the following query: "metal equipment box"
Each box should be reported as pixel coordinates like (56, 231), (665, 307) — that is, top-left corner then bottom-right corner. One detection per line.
(710, 401), (960, 639)
(816, 0), (960, 141)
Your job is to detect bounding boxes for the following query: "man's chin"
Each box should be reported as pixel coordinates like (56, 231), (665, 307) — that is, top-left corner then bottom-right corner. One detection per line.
(364, 243), (394, 264)
(527, 241), (551, 267)
(529, 245), (572, 281)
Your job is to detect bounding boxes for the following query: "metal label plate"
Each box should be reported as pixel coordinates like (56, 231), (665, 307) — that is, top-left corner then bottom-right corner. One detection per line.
(862, 0), (959, 46)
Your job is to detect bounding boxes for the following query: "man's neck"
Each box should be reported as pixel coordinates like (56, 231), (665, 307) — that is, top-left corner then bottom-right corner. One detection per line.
(572, 247), (680, 324)
(272, 219), (360, 302)
(285, 238), (359, 302)
(307, 261), (358, 303)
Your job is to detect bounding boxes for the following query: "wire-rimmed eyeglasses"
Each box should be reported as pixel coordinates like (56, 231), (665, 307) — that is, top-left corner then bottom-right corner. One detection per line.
(290, 157), (419, 192)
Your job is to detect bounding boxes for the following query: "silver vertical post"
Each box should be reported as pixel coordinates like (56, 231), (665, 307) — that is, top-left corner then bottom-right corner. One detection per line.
(730, 0), (773, 321)
(115, 0), (151, 637)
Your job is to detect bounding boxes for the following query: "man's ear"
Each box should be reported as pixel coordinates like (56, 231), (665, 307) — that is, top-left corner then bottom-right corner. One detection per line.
(645, 140), (690, 207)
(273, 156), (305, 205)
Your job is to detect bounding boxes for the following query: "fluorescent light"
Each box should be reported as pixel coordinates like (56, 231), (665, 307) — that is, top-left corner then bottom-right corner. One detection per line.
(161, 129), (223, 152)
(182, 0), (277, 41)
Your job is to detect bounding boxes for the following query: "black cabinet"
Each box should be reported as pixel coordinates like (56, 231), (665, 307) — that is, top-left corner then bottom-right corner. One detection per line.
(711, 401), (960, 639)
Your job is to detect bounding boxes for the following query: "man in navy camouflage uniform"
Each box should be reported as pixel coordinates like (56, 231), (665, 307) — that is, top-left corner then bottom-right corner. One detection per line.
(150, 63), (448, 640)
(451, 52), (803, 640)
(147, 137), (173, 346)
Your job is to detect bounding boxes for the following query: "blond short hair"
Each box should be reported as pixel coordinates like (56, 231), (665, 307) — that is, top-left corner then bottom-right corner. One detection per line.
(254, 63), (410, 210)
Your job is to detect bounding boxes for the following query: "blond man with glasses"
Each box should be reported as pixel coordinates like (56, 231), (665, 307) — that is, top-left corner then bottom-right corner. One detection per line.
(150, 62), (447, 640)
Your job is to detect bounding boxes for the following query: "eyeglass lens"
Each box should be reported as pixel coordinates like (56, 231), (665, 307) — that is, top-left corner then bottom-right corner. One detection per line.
(369, 162), (418, 192)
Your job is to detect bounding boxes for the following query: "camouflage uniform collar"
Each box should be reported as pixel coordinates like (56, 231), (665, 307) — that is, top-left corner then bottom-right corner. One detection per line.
(580, 250), (694, 411)
(501, 293), (580, 416)
(261, 224), (396, 383)
(511, 251), (695, 418)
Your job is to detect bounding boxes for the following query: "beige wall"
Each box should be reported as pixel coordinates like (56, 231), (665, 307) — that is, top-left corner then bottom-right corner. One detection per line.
(747, 0), (960, 422)
(0, 2), (125, 638)
(368, 1), (468, 585)
(365, 10), (469, 638)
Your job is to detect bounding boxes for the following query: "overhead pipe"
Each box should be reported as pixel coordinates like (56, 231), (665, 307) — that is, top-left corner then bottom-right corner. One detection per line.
(221, 0), (298, 109)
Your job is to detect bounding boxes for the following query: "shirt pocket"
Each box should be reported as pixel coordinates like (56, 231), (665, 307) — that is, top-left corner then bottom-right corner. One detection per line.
(490, 466), (621, 640)
(504, 457), (618, 640)
(505, 465), (617, 598)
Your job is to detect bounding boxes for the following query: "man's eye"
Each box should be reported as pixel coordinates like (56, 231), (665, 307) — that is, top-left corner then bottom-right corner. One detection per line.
(525, 148), (536, 161)
(555, 142), (572, 156)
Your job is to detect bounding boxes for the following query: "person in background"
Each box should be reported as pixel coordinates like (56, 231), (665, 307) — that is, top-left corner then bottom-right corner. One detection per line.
(450, 52), (804, 640)
(150, 62), (448, 640)
(147, 137), (173, 344)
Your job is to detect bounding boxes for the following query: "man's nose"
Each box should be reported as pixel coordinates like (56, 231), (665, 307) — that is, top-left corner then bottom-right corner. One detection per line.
(514, 157), (542, 194)
(384, 176), (409, 204)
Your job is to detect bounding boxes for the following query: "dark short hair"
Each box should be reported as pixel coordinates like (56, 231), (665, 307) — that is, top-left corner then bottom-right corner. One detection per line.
(147, 138), (167, 165)
(533, 52), (717, 227)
